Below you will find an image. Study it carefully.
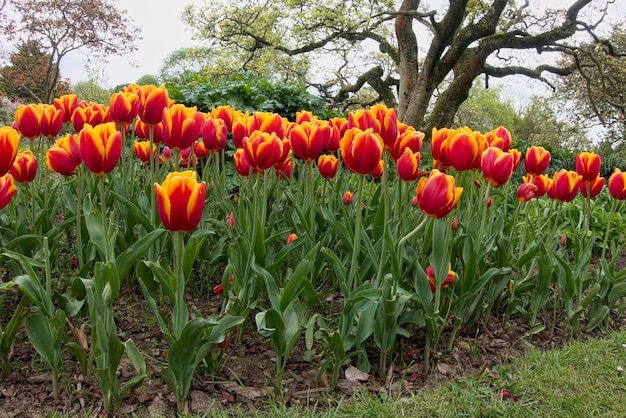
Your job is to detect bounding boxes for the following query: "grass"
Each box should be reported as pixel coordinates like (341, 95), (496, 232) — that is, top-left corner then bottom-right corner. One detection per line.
(191, 330), (626, 418)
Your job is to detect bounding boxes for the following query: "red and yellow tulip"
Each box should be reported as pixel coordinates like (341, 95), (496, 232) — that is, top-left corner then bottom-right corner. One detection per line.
(71, 102), (110, 132)
(546, 169), (582, 202)
(575, 151), (601, 182)
(289, 121), (331, 162)
(162, 104), (203, 151)
(109, 91), (140, 125)
(579, 176), (605, 199)
(339, 128), (383, 175)
(242, 130), (284, 171)
(524, 145), (551, 176)
(154, 170), (206, 232)
(233, 148), (252, 176)
(138, 85), (171, 125)
(46, 134), (82, 176)
(14, 104), (42, 139)
(343, 190), (353, 205)
(40, 105), (64, 138)
(608, 168), (626, 200)
(425, 264), (456, 293)
(318, 154), (339, 179)
(79, 122), (122, 175)
(132, 141), (156, 164)
(389, 126), (424, 162)
(447, 130), (486, 172)
(484, 126), (512, 151)
(481, 147), (519, 188)
(517, 182), (537, 203)
(0, 126), (20, 176)
(0, 173), (17, 209)
(396, 148), (423, 182)
(9, 151), (37, 183)
(415, 169), (463, 218)
(53, 94), (79, 124)
(201, 118), (228, 153)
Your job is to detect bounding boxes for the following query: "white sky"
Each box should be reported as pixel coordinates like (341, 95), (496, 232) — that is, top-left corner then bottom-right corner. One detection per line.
(61, 0), (201, 88)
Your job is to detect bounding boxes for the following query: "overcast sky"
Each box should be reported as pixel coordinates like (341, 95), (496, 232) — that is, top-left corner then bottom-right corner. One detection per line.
(61, 0), (200, 87)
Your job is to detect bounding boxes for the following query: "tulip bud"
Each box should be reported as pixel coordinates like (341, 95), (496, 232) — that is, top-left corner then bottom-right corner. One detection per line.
(486, 197), (493, 207)
(451, 216), (459, 231)
(287, 233), (298, 244)
(560, 233), (567, 247)
(343, 191), (353, 205)
(102, 282), (112, 306)
(227, 212), (236, 228)
(411, 194), (419, 207)
(217, 334), (230, 351)
(71, 255), (79, 270)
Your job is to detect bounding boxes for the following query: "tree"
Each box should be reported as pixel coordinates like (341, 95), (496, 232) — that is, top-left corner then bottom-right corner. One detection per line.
(71, 64), (111, 104)
(183, 0), (620, 135)
(453, 83), (520, 135)
(0, 0), (140, 103)
(0, 40), (70, 102)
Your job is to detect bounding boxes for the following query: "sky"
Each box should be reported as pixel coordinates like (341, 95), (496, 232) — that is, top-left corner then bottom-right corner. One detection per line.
(61, 0), (201, 87)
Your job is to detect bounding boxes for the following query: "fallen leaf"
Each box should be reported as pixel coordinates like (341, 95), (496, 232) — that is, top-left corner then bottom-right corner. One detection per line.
(345, 365), (369, 382)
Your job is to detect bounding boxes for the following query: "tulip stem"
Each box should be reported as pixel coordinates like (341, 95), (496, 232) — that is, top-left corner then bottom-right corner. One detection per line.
(347, 175), (365, 292)
(376, 153), (390, 282)
(172, 231), (186, 339)
(601, 199), (617, 260)
(75, 170), (84, 269)
(99, 175), (111, 263)
(306, 160), (315, 239)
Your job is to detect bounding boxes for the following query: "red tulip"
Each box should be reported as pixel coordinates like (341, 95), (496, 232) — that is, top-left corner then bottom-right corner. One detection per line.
(447, 131), (486, 172)
(201, 118), (228, 153)
(485, 126), (512, 151)
(523, 174), (549, 198)
(132, 141), (156, 164)
(109, 91), (140, 125)
(524, 145), (551, 176)
(162, 104), (203, 151)
(79, 122), (122, 175)
(227, 212), (236, 228)
(416, 169), (463, 219)
(547, 169), (582, 202)
(425, 264), (456, 293)
(340, 128), (383, 175)
(40, 104), (64, 138)
(53, 94), (79, 124)
(481, 147), (517, 188)
(0, 126), (20, 176)
(516, 182), (537, 203)
(14, 104), (42, 139)
(138, 85), (171, 125)
(579, 176), (605, 199)
(233, 148), (253, 176)
(210, 105), (236, 132)
(46, 134), (82, 176)
(71, 103), (110, 132)
(289, 121), (331, 162)
(430, 127), (458, 168)
(0, 174), (17, 209)
(396, 148), (423, 182)
(576, 152), (601, 182)
(274, 156), (294, 180)
(286, 233), (298, 244)
(608, 168), (626, 200)
(154, 170), (206, 232)
(317, 154), (339, 179)
(242, 130), (284, 171)
(134, 119), (164, 144)
(231, 118), (248, 148)
(343, 190), (353, 205)
(9, 150), (37, 183)
(389, 127), (424, 162)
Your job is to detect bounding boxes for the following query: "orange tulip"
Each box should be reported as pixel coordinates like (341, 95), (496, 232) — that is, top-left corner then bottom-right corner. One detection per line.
(547, 169), (582, 202)
(481, 147), (517, 188)
(340, 128), (383, 175)
(9, 150), (37, 183)
(425, 264), (456, 293)
(161, 104), (203, 151)
(396, 148), (423, 182)
(524, 145), (551, 175)
(14, 104), (42, 139)
(138, 85), (171, 125)
(0, 126), (20, 176)
(286, 233), (298, 244)
(40, 104), (64, 138)
(0, 173), (17, 209)
(242, 130), (284, 171)
(109, 91), (140, 125)
(608, 168), (626, 200)
(317, 154), (339, 179)
(79, 122), (122, 175)
(416, 169), (463, 219)
(448, 131), (486, 172)
(154, 170), (206, 232)
(46, 134), (82, 176)
(132, 141), (156, 164)
(289, 121), (331, 162)
(201, 118), (228, 153)
(579, 176), (605, 199)
(53, 94), (79, 123)
(575, 151), (601, 182)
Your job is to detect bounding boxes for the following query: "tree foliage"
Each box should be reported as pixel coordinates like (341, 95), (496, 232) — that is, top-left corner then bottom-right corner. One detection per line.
(0, 0), (140, 103)
(453, 83), (520, 135)
(183, 0), (621, 135)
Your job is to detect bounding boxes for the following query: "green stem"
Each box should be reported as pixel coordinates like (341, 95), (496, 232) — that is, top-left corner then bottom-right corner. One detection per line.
(173, 231), (186, 338)
(75, 170), (84, 269)
(99, 175), (111, 263)
(306, 160), (315, 238)
(347, 175), (366, 292)
(601, 199), (618, 260)
(120, 123), (127, 195)
(376, 153), (390, 282)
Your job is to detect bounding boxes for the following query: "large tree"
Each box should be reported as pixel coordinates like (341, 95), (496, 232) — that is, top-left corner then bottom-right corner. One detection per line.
(0, 0), (140, 103)
(183, 0), (620, 134)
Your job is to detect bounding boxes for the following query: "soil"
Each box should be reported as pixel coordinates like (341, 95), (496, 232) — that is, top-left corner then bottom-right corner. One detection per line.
(1, 254), (626, 417)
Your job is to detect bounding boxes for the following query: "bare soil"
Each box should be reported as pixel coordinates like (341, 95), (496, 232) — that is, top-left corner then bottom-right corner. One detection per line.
(1, 255), (625, 417)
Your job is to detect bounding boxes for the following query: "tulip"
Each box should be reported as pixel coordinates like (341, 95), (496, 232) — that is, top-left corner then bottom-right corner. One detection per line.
(79, 122), (122, 175)
(242, 130), (284, 171)
(343, 190), (353, 205)
(0, 126), (20, 176)
(546, 169), (582, 202)
(0, 174), (17, 209)
(138, 85), (171, 125)
(431, 127), (459, 168)
(524, 145), (551, 175)
(46, 134), (82, 176)
(201, 118), (228, 153)
(193, 140), (209, 160)
(162, 104), (203, 151)
(53, 94), (79, 124)
(233, 148), (252, 176)
(296, 110), (315, 124)
(71, 103), (110, 132)
(289, 121), (330, 162)
(14, 104), (42, 139)
(231, 118), (249, 148)
(396, 148), (423, 182)
(9, 150), (37, 183)
(608, 168), (626, 200)
(274, 156), (294, 180)
(575, 151), (601, 182)
(210, 105), (236, 132)
(389, 127), (424, 162)
(286, 233), (298, 245)
(317, 154), (339, 179)
(109, 91), (140, 125)
(516, 182), (537, 203)
(227, 212), (236, 228)
(484, 126), (512, 151)
(425, 264), (456, 293)
(340, 128), (383, 175)
(40, 105), (64, 138)
(327, 118), (347, 151)
(447, 131), (486, 172)
(257, 112), (285, 138)
(416, 169), (463, 219)
(132, 141), (156, 164)
(154, 170), (206, 232)
(160, 146), (172, 164)
(579, 176), (605, 199)
(524, 174), (549, 198)
(481, 147), (516, 188)
(135, 119), (164, 144)
(370, 159), (384, 178)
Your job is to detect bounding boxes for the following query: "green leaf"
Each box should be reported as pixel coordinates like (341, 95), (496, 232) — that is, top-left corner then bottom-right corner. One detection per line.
(83, 195), (107, 261)
(115, 229), (166, 279)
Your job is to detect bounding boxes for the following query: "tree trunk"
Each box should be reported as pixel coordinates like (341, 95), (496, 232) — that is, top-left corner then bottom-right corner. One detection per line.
(395, 0), (420, 121)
